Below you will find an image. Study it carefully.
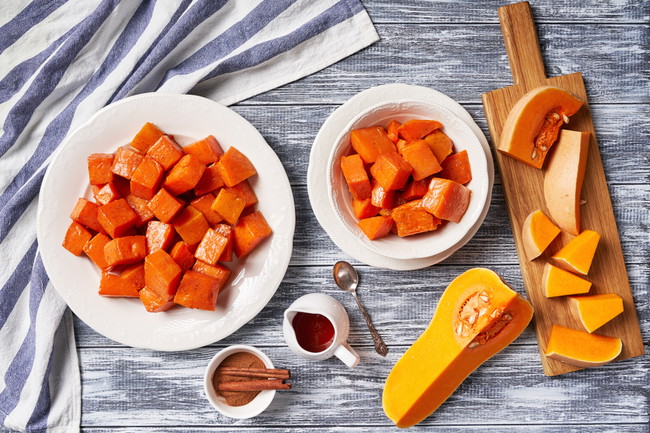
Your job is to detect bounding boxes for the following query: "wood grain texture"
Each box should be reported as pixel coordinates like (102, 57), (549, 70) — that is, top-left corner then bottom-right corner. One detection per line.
(481, 2), (644, 376)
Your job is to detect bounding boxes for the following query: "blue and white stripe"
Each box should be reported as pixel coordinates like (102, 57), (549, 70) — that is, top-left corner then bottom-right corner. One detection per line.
(0, 1), (378, 431)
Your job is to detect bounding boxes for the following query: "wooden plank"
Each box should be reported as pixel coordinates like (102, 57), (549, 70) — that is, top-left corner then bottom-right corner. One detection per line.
(481, 2), (644, 376)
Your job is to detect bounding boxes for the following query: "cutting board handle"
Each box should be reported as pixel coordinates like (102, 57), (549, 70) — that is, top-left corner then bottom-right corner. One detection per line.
(498, 1), (547, 87)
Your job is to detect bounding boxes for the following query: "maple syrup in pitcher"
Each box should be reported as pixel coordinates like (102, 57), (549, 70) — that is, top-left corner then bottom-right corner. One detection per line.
(292, 312), (335, 353)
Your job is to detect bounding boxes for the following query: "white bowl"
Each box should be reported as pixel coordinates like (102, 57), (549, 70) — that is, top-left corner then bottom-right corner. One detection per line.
(204, 345), (276, 419)
(327, 99), (490, 260)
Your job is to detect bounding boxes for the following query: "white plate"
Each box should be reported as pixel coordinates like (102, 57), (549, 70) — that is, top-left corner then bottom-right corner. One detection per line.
(308, 84), (494, 270)
(327, 99), (490, 260)
(37, 93), (295, 351)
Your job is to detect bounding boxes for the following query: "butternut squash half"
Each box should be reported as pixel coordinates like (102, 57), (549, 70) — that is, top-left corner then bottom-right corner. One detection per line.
(383, 268), (533, 428)
(498, 86), (583, 168)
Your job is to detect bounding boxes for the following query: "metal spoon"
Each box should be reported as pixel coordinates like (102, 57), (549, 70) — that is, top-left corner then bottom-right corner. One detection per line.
(333, 261), (388, 357)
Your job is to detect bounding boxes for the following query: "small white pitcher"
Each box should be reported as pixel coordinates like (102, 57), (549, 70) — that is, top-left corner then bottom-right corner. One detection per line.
(283, 293), (360, 368)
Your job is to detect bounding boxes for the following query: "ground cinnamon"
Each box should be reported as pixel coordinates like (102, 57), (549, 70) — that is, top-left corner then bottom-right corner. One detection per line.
(212, 352), (266, 407)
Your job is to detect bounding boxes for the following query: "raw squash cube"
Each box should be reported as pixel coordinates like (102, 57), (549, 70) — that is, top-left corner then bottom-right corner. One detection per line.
(542, 263), (592, 297)
(370, 179), (396, 209)
(98, 272), (140, 297)
(170, 241), (196, 272)
(163, 154), (205, 195)
(147, 188), (184, 223)
(194, 228), (229, 265)
(352, 197), (380, 220)
(552, 230), (600, 275)
(130, 122), (165, 152)
(173, 206), (209, 245)
(340, 154), (371, 199)
(400, 139), (442, 181)
(183, 135), (223, 164)
(192, 261), (231, 291)
(421, 178), (471, 223)
(70, 198), (104, 233)
(62, 221), (93, 256)
(194, 163), (224, 196)
(358, 215), (393, 240)
(397, 119), (442, 141)
(83, 232), (111, 269)
(233, 211), (272, 258)
(350, 126), (396, 164)
(130, 156), (164, 200)
(92, 183), (121, 205)
(228, 180), (257, 208)
(97, 198), (138, 238)
(145, 221), (175, 253)
(144, 249), (182, 301)
(125, 194), (155, 227)
(87, 153), (115, 185)
(190, 194), (223, 226)
(214, 224), (234, 262)
(146, 135), (183, 171)
(216, 147), (257, 187)
(211, 188), (246, 225)
(111, 146), (144, 180)
(139, 286), (175, 312)
(391, 201), (441, 237)
(104, 236), (147, 267)
(370, 151), (413, 191)
(438, 150), (472, 185)
(173, 270), (221, 310)
(423, 130), (453, 163)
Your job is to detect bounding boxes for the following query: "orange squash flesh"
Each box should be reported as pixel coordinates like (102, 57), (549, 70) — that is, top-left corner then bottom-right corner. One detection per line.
(350, 126), (396, 164)
(542, 263), (591, 297)
(383, 268), (533, 428)
(552, 229), (600, 275)
(423, 130), (453, 164)
(568, 294), (624, 333)
(421, 178), (471, 223)
(357, 215), (393, 240)
(545, 325), (622, 367)
(543, 129), (590, 235)
(521, 209), (561, 260)
(498, 86), (583, 168)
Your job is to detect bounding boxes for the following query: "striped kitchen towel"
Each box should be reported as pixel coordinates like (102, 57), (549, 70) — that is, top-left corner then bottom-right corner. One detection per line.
(0, 1), (379, 431)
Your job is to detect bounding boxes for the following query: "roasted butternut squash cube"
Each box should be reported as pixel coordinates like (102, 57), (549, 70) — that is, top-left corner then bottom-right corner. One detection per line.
(438, 150), (472, 185)
(144, 249), (182, 301)
(400, 140), (442, 181)
(357, 215), (393, 240)
(87, 153), (115, 185)
(98, 272), (140, 297)
(183, 135), (223, 164)
(386, 120), (401, 144)
(70, 198), (104, 233)
(147, 188), (184, 223)
(340, 154), (371, 199)
(83, 232), (111, 269)
(370, 179), (396, 209)
(190, 194), (223, 226)
(392, 201), (441, 237)
(92, 182), (121, 205)
(97, 198), (138, 238)
(397, 119), (442, 141)
(62, 221), (93, 256)
(130, 122), (165, 153)
(139, 286), (175, 312)
(121, 263), (145, 290)
(170, 241), (196, 272)
(423, 130), (454, 163)
(352, 197), (380, 220)
(194, 163), (224, 196)
(104, 236), (147, 267)
(173, 270), (221, 311)
(125, 194), (155, 227)
(173, 206), (209, 245)
(214, 224), (234, 262)
(192, 261), (231, 291)
(194, 228), (229, 265)
(130, 156), (164, 200)
(233, 210), (272, 258)
(146, 135), (183, 171)
(211, 188), (246, 225)
(370, 152), (413, 191)
(401, 178), (430, 201)
(145, 221), (175, 253)
(163, 154), (205, 196)
(228, 180), (258, 208)
(421, 178), (471, 223)
(216, 147), (257, 187)
(350, 126), (396, 164)
(111, 146), (144, 180)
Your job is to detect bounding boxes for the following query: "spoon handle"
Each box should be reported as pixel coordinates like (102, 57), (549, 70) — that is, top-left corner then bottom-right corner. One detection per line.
(353, 294), (389, 357)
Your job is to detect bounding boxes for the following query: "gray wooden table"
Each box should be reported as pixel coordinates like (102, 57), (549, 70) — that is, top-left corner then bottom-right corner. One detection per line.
(14, 1), (650, 432)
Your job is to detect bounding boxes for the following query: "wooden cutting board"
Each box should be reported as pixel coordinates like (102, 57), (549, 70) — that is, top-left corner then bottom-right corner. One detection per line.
(481, 1), (644, 376)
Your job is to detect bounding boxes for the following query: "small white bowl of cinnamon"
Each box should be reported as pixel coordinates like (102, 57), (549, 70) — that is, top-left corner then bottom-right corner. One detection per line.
(204, 344), (291, 419)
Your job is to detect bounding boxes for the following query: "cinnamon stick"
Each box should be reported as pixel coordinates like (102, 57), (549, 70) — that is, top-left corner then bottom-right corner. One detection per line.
(217, 366), (291, 380)
(217, 379), (291, 392)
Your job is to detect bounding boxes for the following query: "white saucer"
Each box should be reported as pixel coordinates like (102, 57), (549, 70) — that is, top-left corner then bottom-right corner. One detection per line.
(307, 84), (494, 271)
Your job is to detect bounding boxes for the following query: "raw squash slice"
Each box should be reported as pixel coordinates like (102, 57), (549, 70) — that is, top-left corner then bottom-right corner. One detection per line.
(552, 230), (600, 275)
(545, 325), (622, 367)
(569, 294), (624, 333)
(521, 209), (561, 260)
(383, 268), (533, 428)
(498, 86), (583, 168)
